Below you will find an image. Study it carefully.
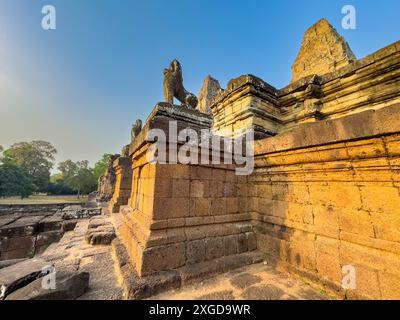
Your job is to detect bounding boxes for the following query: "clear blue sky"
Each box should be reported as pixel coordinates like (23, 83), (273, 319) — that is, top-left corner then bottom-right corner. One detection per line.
(0, 0), (399, 169)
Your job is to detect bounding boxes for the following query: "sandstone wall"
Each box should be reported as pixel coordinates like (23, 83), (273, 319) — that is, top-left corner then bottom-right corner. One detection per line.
(119, 162), (256, 277)
(211, 41), (400, 139)
(108, 157), (133, 214)
(116, 104), (259, 278)
(250, 104), (400, 299)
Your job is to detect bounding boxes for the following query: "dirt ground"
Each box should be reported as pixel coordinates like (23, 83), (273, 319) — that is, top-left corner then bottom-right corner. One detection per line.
(150, 262), (335, 300)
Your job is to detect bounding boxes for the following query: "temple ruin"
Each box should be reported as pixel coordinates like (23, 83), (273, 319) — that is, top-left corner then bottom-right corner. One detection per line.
(101, 19), (400, 299)
(4, 15), (400, 301)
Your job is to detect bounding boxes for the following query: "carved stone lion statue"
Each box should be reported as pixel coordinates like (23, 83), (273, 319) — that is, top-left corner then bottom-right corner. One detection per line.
(163, 60), (198, 109)
(121, 144), (130, 157)
(131, 119), (142, 142)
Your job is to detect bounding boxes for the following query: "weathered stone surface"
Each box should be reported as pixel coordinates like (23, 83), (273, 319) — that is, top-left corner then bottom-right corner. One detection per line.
(0, 258), (28, 270)
(85, 218), (116, 245)
(197, 75), (222, 114)
(0, 216), (41, 237)
(186, 239), (206, 265)
(109, 156), (133, 214)
(0, 215), (19, 228)
(230, 273), (262, 289)
(0, 258), (52, 299)
(5, 271), (89, 300)
(38, 216), (63, 232)
(58, 208), (101, 220)
(205, 237), (224, 261)
(241, 284), (284, 300)
(97, 154), (120, 202)
(62, 220), (78, 232)
(197, 290), (235, 300)
(292, 18), (356, 82)
(224, 235), (238, 256)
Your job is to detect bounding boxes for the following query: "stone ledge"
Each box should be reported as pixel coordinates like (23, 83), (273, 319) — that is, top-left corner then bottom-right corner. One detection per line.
(254, 103), (400, 156)
(111, 238), (263, 300)
(129, 103), (212, 156)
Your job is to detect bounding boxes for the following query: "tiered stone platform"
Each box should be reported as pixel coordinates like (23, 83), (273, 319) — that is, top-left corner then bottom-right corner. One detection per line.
(109, 20), (400, 299)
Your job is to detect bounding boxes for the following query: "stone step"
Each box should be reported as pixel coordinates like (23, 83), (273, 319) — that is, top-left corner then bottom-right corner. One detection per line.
(110, 238), (264, 300)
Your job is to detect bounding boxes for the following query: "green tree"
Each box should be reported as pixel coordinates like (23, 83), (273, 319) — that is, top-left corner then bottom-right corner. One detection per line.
(58, 160), (79, 179)
(64, 160), (97, 198)
(3, 141), (57, 191)
(93, 154), (111, 180)
(45, 173), (75, 195)
(0, 161), (36, 198)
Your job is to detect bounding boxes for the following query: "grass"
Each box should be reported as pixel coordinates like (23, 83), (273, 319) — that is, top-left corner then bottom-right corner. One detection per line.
(0, 195), (88, 205)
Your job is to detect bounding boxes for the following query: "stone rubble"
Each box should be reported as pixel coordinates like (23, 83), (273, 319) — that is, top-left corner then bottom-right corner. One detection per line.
(5, 271), (90, 300)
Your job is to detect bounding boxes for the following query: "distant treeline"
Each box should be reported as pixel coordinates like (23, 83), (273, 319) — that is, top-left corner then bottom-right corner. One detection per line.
(0, 141), (111, 199)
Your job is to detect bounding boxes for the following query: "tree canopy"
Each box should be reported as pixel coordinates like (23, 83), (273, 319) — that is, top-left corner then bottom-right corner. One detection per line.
(3, 140), (57, 191)
(0, 161), (35, 198)
(93, 154), (111, 180)
(63, 160), (97, 197)
(0, 141), (109, 198)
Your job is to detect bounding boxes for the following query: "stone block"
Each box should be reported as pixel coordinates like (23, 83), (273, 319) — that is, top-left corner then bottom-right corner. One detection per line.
(5, 271), (90, 300)
(141, 243), (186, 276)
(0, 236), (35, 252)
(223, 235), (238, 256)
(370, 211), (400, 242)
(0, 216), (41, 238)
(226, 197), (238, 214)
(315, 236), (342, 284)
(190, 180), (206, 198)
(190, 198), (211, 217)
(238, 233), (248, 253)
(379, 271), (400, 299)
(286, 236), (316, 272)
(0, 247), (36, 261)
(154, 178), (172, 198)
(191, 166), (211, 180)
(313, 205), (340, 238)
(186, 239), (206, 264)
(237, 197), (248, 213)
(212, 169), (225, 181)
(308, 184), (362, 209)
(205, 237), (224, 260)
(338, 209), (375, 238)
(347, 265), (381, 299)
(0, 258), (51, 299)
(213, 181), (225, 197)
(153, 198), (189, 220)
(172, 179), (190, 198)
(37, 216), (63, 232)
(360, 186), (399, 214)
(210, 198), (226, 216)
(223, 183), (236, 197)
(246, 232), (257, 251)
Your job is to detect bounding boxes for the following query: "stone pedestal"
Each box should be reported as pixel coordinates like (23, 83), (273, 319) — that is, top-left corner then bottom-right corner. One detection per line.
(108, 157), (133, 214)
(115, 103), (259, 279)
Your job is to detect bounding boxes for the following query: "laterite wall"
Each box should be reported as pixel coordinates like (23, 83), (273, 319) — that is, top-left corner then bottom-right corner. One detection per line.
(250, 104), (400, 299)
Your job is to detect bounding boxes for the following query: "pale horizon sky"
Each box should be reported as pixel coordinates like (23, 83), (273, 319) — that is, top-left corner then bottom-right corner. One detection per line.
(1, 0), (399, 171)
